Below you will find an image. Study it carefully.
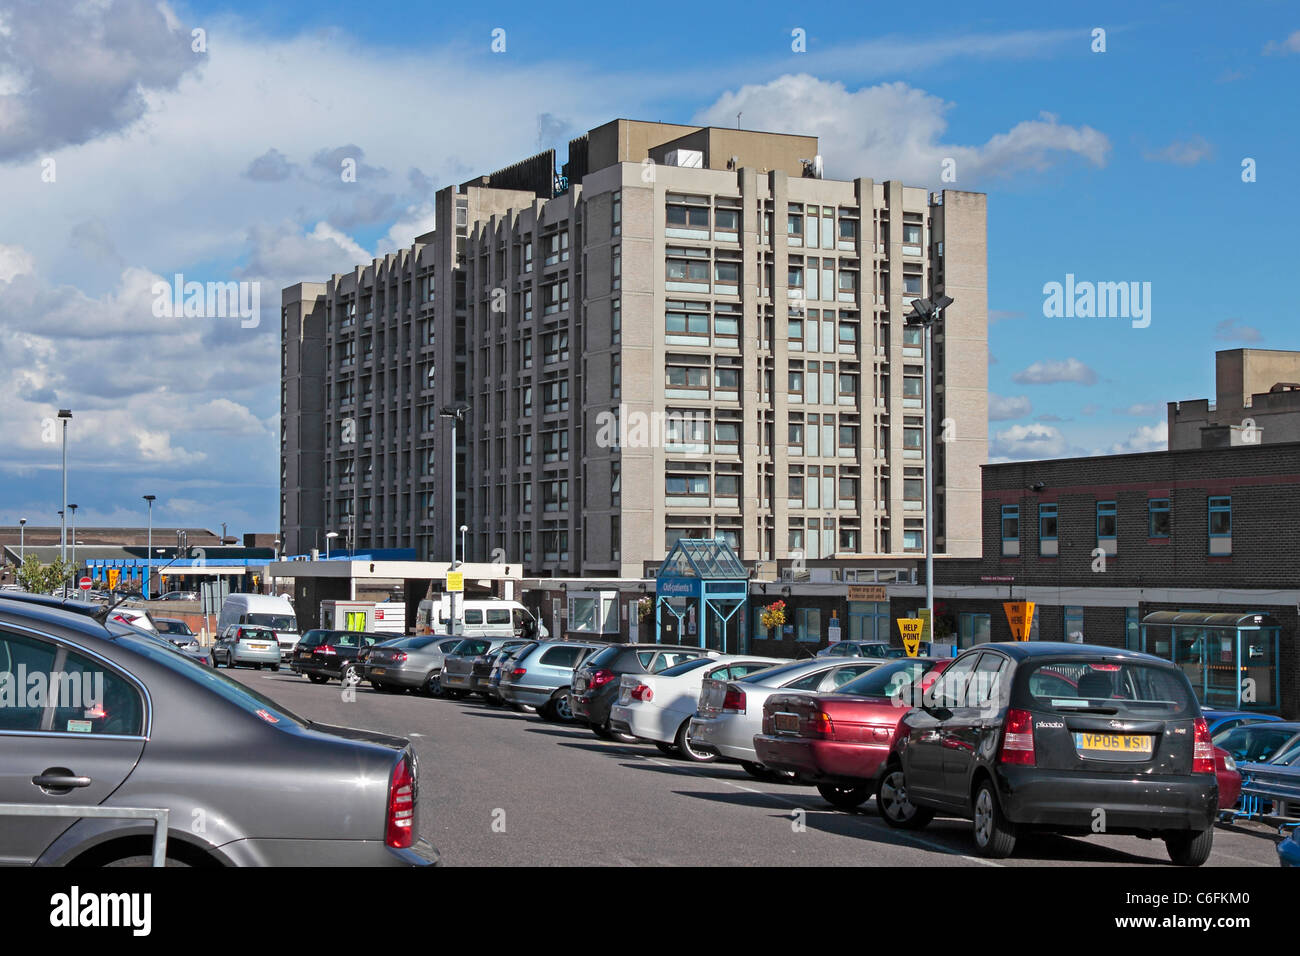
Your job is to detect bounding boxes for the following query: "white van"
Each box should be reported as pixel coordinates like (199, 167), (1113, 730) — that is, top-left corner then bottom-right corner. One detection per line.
(217, 593), (300, 659)
(416, 598), (547, 640)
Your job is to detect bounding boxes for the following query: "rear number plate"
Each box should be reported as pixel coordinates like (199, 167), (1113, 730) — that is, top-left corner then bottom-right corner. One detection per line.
(372, 668), (386, 675)
(1075, 733), (1152, 755)
(774, 713), (800, 733)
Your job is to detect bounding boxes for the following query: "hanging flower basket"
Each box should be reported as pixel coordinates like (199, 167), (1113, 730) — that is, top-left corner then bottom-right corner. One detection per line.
(637, 596), (653, 621)
(760, 600), (787, 630)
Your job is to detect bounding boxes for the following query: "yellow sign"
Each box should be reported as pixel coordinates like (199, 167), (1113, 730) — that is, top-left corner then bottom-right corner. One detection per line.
(847, 585), (888, 602)
(1003, 601), (1035, 641)
(108, 569), (120, 590)
(918, 608), (932, 643)
(446, 571), (464, 593)
(897, 618), (924, 657)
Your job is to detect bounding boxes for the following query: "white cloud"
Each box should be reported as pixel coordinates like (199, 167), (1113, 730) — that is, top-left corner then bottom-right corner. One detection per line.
(989, 394), (1032, 421)
(1142, 135), (1213, 166)
(378, 201), (437, 254)
(1011, 357), (1098, 385)
(990, 424), (1067, 461)
(1109, 422), (1167, 455)
(1116, 402), (1162, 416)
(695, 75), (1110, 184)
(1264, 31), (1300, 55)
(0, 242), (33, 282)
(1214, 318), (1262, 343)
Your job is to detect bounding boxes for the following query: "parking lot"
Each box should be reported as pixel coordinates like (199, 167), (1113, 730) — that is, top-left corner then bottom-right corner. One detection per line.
(228, 668), (1283, 867)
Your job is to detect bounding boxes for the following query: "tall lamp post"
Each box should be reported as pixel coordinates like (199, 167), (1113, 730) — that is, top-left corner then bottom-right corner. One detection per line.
(58, 409), (72, 561)
(68, 504), (78, 590)
(143, 495), (156, 599)
(325, 531), (338, 560)
(902, 294), (954, 638)
(438, 403), (470, 637)
(18, 518), (25, 565)
(459, 524), (468, 565)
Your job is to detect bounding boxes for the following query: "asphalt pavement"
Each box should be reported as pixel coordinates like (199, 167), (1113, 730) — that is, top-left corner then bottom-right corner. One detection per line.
(228, 667), (1284, 868)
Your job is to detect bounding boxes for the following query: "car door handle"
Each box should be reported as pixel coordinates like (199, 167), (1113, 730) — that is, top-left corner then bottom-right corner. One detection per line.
(33, 769), (92, 789)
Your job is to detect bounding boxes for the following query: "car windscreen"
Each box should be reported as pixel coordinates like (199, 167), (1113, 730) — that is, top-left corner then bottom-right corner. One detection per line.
(658, 657), (714, 678)
(111, 631), (308, 727)
(1214, 726), (1300, 763)
(245, 613), (297, 630)
(835, 658), (936, 698)
(1023, 659), (1195, 717)
(583, 645), (621, 669)
(453, 639), (490, 655)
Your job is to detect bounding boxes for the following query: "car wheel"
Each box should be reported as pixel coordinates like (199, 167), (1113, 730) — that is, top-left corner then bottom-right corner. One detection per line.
(103, 855), (192, 867)
(590, 723), (614, 740)
(308, 674), (328, 684)
(876, 766), (934, 830)
(971, 779), (1017, 858)
(254, 663), (263, 671)
(675, 720), (717, 763)
(1164, 828), (1213, 867)
(271, 664), (280, 672)
(817, 783), (872, 811)
(551, 690), (575, 723)
(341, 664), (360, 685)
(424, 673), (443, 697)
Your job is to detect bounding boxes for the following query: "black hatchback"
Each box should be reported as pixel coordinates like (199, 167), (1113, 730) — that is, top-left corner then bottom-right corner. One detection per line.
(883, 642), (1218, 865)
(572, 643), (716, 740)
(292, 629), (385, 684)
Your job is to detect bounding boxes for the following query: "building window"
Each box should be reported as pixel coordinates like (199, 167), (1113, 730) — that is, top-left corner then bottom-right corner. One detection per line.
(902, 529), (922, 551)
(1001, 505), (1020, 557)
(611, 516), (620, 561)
(666, 193), (710, 238)
(1096, 500), (1117, 555)
(1039, 503), (1058, 557)
(611, 298), (621, 344)
(611, 354), (621, 399)
(958, 613), (991, 649)
(1064, 606), (1085, 643)
(796, 607), (821, 643)
(1208, 496), (1232, 555)
(611, 191), (621, 236)
(611, 245), (621, 291)
(1148, 497), (1170, 538)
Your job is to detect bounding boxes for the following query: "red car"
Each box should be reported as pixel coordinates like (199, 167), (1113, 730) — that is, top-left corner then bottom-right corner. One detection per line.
(754, 657), (952, 810)
(1215, 747), (1241, 811)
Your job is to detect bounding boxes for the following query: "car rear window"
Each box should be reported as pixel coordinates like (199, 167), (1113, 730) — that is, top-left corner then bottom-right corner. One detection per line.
(660, 658), (713, 678)
(1024, 659), (1195, 717)
(584, 646), (621, 669)
(299, 630), (326, 647)
(539, 645), (584, 668)
(653, 651), (700, 672)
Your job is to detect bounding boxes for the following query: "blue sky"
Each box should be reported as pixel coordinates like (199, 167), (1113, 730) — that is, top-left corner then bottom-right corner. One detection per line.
(0, 0), (1295, 537)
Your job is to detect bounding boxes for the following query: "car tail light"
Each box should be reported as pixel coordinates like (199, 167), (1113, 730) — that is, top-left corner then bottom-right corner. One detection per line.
(722, 688), (746, 714)
(385, 755), (416, 849)
(510, 667), (527, 678)
(1193, 718), (1215, 774)
(631, 683), (653, 702)
(589, 669), (616, 689)
(813, 711), (835, 738)
(316, 644), (337, 656)
(393, 652), (408, 664)
(999, 708), (1036, 766)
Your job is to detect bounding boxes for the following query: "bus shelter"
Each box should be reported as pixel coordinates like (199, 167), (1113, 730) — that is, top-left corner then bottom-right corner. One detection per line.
(654, 539), (749, 652)
(1140, 611), (1281, 711)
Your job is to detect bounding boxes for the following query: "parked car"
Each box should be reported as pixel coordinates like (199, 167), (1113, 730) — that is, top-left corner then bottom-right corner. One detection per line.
(498, 639), (607, 720)
(213, 625), (282, 671)
(1216, 747), (1242, 811)
(363, 634), (464, 695)
(151, 617), (212, 667)
(157, 590), (199, 602)
(608, 654), (789, 760)
(467, 640), (531, 700)
(689, 658), (886, 778)
(817, 640), (928, 659)
(292, 629), (386, 684)
(102, 605), (159, 635)
(484, 642), (538, 705)
(886, 642), (1219, 865)
(573, 643), (718, 740)
(0, 592), (438, 866)
(1212, 721), (1300, 766)
(1201, 709), (1285, 736)
(440, 638), (527, 697)
(217, 593), (300, 660)
(753, 657), (953, 808)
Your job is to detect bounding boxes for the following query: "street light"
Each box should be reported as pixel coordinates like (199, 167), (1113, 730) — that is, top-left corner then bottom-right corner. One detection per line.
(58, 409), (72, 561)
(68, 504), (78, 588)
(143, 495), (156, 600)
(325, 531), (338, 560)
(903, 293), (955, 637)
(459, 524), (468, 565)
(438, 404), (470, 566)
(18, 518), (25, 565)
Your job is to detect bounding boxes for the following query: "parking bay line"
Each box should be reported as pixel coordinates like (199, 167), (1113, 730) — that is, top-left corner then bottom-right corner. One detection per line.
(639, 752), (1003, 867)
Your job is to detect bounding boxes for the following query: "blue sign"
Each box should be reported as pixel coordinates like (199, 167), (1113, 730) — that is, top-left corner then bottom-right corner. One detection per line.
(657, 578), (701, 599)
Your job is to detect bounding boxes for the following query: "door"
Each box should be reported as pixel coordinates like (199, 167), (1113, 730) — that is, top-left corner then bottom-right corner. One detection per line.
(906, 651), (979, 803)
(0, 629), (147, 864)
(941, 652), (1008, 797)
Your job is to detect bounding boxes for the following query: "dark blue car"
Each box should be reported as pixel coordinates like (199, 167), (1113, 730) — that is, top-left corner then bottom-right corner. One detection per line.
(1202, 709), (1284, 736)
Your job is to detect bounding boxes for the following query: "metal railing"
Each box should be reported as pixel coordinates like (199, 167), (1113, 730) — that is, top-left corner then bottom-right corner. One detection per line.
(3, 804), (169, 866)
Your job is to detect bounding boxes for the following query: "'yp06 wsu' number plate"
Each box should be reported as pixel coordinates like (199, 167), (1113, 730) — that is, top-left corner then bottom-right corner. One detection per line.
(1074, 732), (1153, 755)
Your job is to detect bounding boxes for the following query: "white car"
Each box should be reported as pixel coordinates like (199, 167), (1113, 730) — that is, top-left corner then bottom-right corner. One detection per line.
(103, 605), (160, 634)
(608, 654), (789, 761)
(687, 658), (887, 779)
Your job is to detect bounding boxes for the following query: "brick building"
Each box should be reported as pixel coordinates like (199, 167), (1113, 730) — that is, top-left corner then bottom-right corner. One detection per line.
(886, 441), (1300, 716)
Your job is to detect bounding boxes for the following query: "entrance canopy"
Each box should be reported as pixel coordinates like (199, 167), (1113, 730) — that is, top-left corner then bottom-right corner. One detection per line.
(654, 538), (749, 651)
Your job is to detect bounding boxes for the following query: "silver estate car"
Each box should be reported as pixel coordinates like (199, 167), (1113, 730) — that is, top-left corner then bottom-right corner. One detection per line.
(498, 640), (607, 721)
(0, 594), (438, 866)
(364, 635), (464, 695)
(213, 624), (282, 671)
